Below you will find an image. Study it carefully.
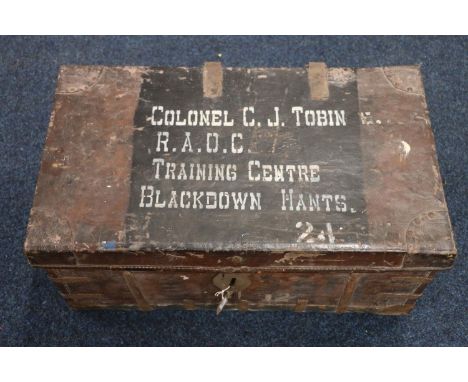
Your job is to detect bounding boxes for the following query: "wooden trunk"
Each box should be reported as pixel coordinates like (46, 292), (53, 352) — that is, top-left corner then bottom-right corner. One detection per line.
(24, 63), (457, 315)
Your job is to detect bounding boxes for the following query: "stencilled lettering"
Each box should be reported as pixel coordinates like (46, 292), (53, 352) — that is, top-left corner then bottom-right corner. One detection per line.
(128, 68), (365, 246)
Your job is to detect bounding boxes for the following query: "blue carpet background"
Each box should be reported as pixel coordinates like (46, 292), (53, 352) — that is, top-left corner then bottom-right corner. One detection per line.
(0, 36), (466, 346)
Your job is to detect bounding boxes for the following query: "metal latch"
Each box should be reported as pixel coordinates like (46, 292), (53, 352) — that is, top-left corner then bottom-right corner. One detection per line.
(213, 273), (251, 315)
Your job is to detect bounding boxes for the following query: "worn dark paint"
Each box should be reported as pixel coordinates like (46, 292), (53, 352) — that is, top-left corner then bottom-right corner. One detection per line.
(127, 67), (366, 249)
(24, 64), (457, 315)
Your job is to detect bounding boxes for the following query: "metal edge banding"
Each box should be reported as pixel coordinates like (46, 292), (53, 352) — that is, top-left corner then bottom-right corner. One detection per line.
(336, 273), (361, 313)
(122, 271), (152, 310)
(294, 298), (309, 312)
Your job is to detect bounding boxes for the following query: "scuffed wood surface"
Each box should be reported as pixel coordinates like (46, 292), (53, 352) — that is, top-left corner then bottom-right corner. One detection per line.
(23, 64), (457, 314)
(358, 67), (456, 255)
(47, 268), (435, 315)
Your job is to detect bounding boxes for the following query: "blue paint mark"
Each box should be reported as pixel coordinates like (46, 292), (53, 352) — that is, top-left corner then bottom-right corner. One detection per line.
(102, 240), (117, 250)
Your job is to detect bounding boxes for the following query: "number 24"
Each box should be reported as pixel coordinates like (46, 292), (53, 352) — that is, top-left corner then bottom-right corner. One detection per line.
(295, 222), (335, 244)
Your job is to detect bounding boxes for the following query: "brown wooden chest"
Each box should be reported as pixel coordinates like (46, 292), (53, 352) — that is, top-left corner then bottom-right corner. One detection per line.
(24, 62), (457, 315)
